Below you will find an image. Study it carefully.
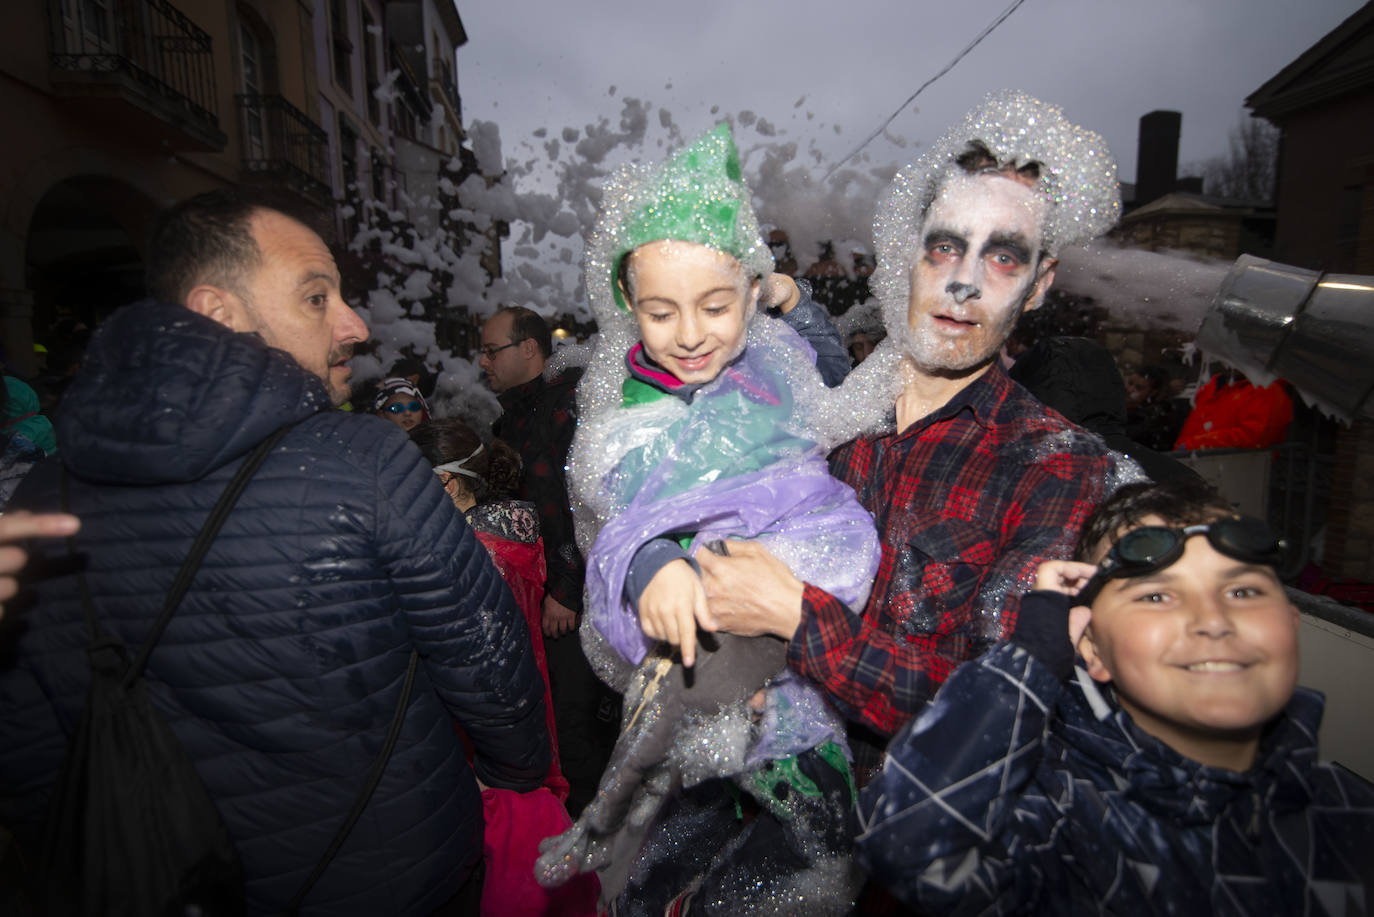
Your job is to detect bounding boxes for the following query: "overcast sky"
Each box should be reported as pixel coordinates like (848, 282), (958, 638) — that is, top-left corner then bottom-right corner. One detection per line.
(460, 0), (1359, 182)
(450, 0), (1364, 315)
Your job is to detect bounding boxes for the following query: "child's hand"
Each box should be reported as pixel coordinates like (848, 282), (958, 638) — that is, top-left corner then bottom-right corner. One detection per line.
(761, 273), (800, 313)
(1034, 560), (1098, 597)
(637, 559), (717, 667)
(1035, 560), (1098, 653)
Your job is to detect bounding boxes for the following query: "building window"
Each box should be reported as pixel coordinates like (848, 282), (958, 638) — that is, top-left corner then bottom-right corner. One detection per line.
(392, 99), (417, 142)
(362, 7), (380, 125)
(339, 115), (358, 193)
(238, 16), (276, 161)
(60, 0), (114, 48)
(371, 148), (386, 201)
(330, 0), (352, 95)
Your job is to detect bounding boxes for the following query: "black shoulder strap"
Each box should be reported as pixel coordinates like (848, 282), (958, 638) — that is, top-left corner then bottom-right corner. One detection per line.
(60, 423), (295, 682)
(282, 649), (420, 915)
(123, 424), (294, 686)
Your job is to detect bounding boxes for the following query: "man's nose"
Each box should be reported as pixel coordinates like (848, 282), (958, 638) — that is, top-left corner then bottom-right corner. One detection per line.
(947, 259), (983, 303)
(947, 281), (981, 304)
(337, 298), (369, 344)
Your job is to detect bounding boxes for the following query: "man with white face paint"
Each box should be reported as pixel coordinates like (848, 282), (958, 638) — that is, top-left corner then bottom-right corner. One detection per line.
(699, 91), (1142, 778)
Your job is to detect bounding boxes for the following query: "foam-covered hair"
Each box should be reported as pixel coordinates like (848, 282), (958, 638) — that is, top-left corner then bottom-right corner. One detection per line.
(871, 89), (1121, 338)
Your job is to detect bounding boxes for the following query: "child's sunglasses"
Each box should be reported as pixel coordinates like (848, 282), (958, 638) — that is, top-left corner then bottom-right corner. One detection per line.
(385, 401), (423, 414)
(1076, 518), (1286, 607)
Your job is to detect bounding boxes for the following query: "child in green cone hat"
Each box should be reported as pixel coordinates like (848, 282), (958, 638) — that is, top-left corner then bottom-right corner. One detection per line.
(535, 124), (878, 915)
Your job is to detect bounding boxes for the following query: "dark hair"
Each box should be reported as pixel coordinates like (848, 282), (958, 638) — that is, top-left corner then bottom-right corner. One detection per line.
(145, 187), (329, 305)
(494, 305), (552, 359)
(410, 418), (522, 504)
(1075, 478), (1232, 563)
(616, 253), (635, 304)
(953, 140), (1042, 183)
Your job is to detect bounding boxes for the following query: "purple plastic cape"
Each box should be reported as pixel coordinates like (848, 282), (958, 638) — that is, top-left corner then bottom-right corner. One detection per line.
(580, 321), (880, 762)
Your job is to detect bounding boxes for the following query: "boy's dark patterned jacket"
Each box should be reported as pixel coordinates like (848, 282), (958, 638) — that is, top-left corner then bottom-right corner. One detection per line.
(857, 591), (1374, 916)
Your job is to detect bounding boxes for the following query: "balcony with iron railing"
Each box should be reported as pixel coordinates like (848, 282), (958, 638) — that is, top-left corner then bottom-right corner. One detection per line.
(46, 0), (226, 152)
(437, 69), (460, 123)
(236, 93), (333, 206)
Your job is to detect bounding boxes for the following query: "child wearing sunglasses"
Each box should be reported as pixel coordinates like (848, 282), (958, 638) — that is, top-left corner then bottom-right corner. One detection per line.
(858, 478), (1374, 915)
(372, 377), (429, 432)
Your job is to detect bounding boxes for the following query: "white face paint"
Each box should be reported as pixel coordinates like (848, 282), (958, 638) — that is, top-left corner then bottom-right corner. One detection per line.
(902, 172), (1053, 376)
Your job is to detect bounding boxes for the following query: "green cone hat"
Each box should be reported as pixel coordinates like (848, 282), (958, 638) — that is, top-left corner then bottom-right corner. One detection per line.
(610, 123), (771, 311)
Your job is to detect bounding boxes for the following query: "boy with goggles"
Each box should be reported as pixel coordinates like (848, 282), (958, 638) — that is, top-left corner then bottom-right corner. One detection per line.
(858, 479), (1374, 915)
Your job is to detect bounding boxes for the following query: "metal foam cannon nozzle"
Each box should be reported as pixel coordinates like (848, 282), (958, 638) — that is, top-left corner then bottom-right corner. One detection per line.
(1196, 254), (1374, 422)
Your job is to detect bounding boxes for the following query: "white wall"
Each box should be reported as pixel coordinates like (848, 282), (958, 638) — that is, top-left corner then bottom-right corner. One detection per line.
(1299, 611), (1374, 781)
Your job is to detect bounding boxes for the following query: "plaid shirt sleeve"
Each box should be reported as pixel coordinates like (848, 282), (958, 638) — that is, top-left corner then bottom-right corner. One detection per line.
(787, 438), (1113, 738)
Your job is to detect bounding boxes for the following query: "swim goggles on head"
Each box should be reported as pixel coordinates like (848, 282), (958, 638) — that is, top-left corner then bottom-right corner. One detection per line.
(1076, 517), (1286, 607)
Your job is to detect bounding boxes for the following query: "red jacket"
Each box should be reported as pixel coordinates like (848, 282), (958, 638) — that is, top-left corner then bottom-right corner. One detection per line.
(1174, 376), (1293, 451)
(468, 501), (569, 802)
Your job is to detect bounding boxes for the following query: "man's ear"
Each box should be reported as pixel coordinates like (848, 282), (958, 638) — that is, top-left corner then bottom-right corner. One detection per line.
(518, 337), (540, 361)
(1021, 256), (1059, 314)
(1076, 623), (1114, 684)
(185, 284), (247, 331)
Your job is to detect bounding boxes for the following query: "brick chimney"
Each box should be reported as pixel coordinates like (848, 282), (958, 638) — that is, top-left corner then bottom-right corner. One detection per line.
(1136, 110), (1182, 207)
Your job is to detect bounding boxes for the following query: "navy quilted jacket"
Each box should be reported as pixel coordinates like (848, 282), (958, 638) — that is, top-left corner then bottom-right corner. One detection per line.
(0, 302), (550, 915)
(858, 592), (1374, 916)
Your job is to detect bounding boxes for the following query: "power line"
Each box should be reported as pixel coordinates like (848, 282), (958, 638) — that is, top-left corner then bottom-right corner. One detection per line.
(824, 0), (1031, 179)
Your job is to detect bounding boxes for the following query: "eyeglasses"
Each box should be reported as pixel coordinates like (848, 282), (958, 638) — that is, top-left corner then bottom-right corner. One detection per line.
(1076, 517), (1286, 607)
(478, 341), (522, 359)
(384, 401), (423, 414)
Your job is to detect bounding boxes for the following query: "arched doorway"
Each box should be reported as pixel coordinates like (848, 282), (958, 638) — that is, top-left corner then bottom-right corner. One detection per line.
(24, 176), (158, 387)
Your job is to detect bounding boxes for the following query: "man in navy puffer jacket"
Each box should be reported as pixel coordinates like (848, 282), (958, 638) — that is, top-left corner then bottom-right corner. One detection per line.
(0, 189), (551, 915)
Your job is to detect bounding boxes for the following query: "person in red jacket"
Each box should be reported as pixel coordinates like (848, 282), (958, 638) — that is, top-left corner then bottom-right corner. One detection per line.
(411, 418), (568, 802)
(1174, 371), (1294, 451)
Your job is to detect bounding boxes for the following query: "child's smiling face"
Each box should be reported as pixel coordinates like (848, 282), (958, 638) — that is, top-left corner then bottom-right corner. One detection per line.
(623, 240), (758, 386)
(1079, 515), (1300, 770)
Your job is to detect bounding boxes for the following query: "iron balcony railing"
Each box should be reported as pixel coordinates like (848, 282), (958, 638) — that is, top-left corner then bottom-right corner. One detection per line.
(235, 93), (332, 203)
(48, 0), (218, 131)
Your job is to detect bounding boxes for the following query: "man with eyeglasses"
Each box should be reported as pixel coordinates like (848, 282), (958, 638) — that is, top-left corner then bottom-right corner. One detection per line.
(480, 305), (616, 816)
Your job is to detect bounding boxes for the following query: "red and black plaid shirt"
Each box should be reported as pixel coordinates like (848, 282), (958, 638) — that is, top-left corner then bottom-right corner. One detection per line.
(787, 362), (1133, 740)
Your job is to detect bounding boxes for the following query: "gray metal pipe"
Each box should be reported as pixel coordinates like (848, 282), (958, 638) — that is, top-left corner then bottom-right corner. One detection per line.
(1195, 255), (1374, 422)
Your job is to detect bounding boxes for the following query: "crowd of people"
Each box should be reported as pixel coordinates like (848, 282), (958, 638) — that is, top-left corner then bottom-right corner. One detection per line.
(0, 89), (1370, 917)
